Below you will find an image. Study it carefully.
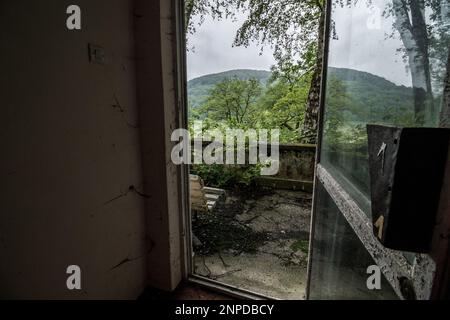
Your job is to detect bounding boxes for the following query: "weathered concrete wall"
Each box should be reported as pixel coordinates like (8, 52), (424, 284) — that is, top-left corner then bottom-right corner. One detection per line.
(192, 141), (316, 191)
(0, 0), (183, 298)
(275, 144), (316, 182)
(255, 144), (316, 192)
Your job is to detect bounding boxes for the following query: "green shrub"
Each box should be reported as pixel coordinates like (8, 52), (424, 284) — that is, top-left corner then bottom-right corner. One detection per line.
(191, 163), (262, 188)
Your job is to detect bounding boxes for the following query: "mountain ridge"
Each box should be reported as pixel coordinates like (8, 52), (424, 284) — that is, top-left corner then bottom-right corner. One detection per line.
(188, 69), (271, 86)
(187, 68), (415, 123)
(188, 69), (272, 108)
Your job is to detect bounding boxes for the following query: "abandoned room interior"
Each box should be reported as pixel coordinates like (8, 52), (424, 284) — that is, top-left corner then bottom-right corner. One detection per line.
(1, 0), (450, 300)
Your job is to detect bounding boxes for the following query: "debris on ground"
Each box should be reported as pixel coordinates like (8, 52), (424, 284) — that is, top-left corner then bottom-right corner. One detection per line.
(192, 186), (312, 299)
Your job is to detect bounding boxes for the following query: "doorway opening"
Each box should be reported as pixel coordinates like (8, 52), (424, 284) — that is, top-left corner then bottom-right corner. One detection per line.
(182, 0), (322, 299)
(180, 0), (450, 301)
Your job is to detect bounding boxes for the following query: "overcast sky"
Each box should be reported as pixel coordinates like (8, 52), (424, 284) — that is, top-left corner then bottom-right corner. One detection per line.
(186, 14), (276, 80)
(186, 1), (417, 87)
(328, 0), (412, 87)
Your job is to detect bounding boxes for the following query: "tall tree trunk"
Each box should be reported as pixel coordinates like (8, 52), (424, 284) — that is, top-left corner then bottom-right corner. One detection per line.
(439, 50), (450, 128)
(300, 8), (325, 145)
(393, 0), (434, 125)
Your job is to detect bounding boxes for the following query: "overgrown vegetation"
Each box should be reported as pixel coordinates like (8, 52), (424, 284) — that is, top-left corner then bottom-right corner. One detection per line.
(192, 191), (269, 255)
(189, 66), (422, 150)
(191, 163), (262, 188)
(190, 73), (309, 144)
(290, 239), (309, 254)
(186, 0), (450, 147)
(185, 0), (326, 144)
(193, 214), (268, 255)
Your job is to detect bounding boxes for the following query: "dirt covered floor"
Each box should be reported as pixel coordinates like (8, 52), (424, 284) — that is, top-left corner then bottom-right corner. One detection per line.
(192, 187), (312, 299)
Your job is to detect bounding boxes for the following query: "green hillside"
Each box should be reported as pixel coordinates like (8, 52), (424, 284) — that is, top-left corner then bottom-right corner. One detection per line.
(188, 69), (272, 108)
(187, 67), (415, 124)
(327, 67), (414, 124)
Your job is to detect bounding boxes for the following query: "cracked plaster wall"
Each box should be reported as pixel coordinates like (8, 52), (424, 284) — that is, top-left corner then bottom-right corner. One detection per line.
(0, 0), (182, 298)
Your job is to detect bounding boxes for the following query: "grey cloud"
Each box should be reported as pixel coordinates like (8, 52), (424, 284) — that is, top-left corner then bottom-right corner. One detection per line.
(187, 14), (276, 80)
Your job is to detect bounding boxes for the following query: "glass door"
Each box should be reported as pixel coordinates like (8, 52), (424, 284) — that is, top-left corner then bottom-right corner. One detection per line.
(307, 0), (450, 299)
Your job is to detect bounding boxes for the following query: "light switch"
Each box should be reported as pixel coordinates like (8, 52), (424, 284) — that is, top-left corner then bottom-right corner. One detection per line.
(88, 43), (106, 65)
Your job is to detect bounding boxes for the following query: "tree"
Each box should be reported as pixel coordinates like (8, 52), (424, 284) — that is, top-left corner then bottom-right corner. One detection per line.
(323, 75), (349, 145)
(440, 51), (450, 127)
(231, 0), (326, 144)
(227, 0), (449, 129)
(344, 0), (449, 126)
(187, 0), (450, 133)
(185, 0), (325, 143)
(192, 75), (309, 143)
(257, 76), (310, 142)
(386, 0), (444, 125)
(198, 78), (262, 127)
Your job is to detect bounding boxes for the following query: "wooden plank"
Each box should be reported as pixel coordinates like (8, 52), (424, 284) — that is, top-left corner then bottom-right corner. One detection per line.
(203, 187), (226, 196)
(205, 194), (220, 201)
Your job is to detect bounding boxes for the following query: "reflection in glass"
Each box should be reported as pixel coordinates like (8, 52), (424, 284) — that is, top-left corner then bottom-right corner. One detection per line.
(309, 183), (398, 299)
(321, 0), (450, 214)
